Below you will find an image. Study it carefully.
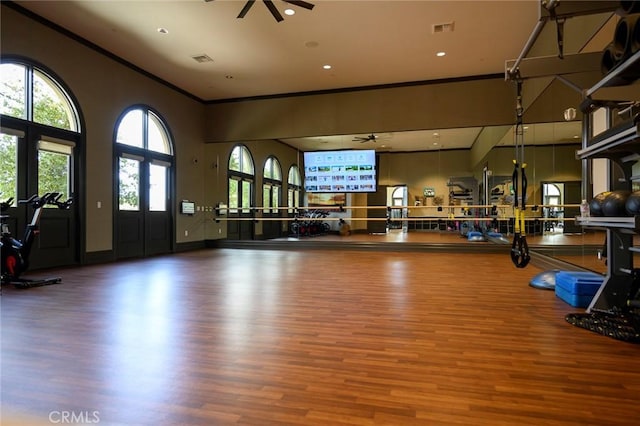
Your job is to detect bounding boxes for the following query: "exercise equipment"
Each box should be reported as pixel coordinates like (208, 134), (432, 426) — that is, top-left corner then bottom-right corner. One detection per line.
(509, 76), (530, 268)
(1, 193), (73, 288)
(467, 231), (485, 242)
(601, 190), (631, 217)
(626, 190), (640, 215)
(589, 191), (610, 217)
(529, 269), (560, 290)
(289, 209), (331, 238)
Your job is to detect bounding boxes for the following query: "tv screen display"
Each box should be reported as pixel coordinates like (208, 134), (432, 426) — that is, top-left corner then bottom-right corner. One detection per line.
(303, 149), (377, 193)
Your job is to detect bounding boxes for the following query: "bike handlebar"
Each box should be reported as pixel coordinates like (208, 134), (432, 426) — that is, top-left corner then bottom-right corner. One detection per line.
(18, 193), (74, 210)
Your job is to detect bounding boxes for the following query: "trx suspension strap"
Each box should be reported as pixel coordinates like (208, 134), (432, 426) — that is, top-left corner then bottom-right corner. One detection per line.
(511, 76), (530, 268)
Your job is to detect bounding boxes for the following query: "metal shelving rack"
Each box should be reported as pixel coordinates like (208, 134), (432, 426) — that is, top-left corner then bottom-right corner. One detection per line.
(576, 50), (640, 314)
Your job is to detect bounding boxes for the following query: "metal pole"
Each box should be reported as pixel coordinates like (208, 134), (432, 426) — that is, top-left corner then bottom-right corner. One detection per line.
(507, 0), (558, 78)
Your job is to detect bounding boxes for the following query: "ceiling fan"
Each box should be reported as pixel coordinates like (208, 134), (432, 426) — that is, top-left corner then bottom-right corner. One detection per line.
(206, 0), (315, 23)
(353, 134), (379, 143)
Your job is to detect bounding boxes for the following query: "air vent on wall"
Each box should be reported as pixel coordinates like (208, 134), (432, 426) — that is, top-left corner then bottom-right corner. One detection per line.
(191, 54), (213, 63)
(433, 21), (455, 33)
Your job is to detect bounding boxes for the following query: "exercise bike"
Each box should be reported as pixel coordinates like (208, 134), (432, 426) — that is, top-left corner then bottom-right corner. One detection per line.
(1, 192), (73, 289)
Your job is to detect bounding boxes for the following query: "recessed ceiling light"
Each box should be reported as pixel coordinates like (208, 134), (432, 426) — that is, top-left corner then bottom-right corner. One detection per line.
(436, 51), (446, 57)
(225, 75), (234, 79)
(284, 8), (295, 16)
(573, 135), (580, 139)
(323, 64), (332, 70)
(157, 27), (169, 34)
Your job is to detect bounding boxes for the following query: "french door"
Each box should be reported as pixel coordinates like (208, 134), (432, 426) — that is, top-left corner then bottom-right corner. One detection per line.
(0, 123), (78, 270)
(115, 150), (173, 258)
(227, 177), (254, 240)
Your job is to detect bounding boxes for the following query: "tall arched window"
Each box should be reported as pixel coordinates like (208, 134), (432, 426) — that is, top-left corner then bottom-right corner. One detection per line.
(227, 145), (255, 240)
(263, 156), (282, 213)
(114, 106), (174, 258)
(0, 59), (81, 271)
(288, 164), (302, 213)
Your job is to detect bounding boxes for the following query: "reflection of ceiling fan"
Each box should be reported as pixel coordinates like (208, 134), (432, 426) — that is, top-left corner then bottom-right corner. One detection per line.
(206, 0), (315, 23)
(353, 134), (378, 143)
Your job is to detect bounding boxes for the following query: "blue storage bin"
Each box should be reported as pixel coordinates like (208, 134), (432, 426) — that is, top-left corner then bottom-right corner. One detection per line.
(555, 271), (604, 308)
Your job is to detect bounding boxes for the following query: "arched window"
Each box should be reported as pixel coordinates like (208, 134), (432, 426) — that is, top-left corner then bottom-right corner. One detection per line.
(287, 164), (302, 213)
(0, 59), (81, 270)
(114, 106), (174, 258)
(1, 62), (80, 132)
(229, 144), (254, 175)
(228, 145), (254, 214)
(263, 156), (282, 213)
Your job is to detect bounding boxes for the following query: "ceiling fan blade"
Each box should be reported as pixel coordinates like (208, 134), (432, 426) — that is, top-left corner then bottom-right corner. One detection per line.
(282, 0), (315, 10)
(263, 0), (284, 22)
(237, 0), (256, 19)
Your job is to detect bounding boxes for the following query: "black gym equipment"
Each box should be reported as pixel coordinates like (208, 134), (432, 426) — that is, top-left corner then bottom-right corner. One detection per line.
(289, 208), (330, 238)
(566, 310), (640, 343)
(1, 193), (73, 289)
(601, 190), (631, 217)
(509, 76), (530, 269)
(589, 191), (610, 217)
(626, 190), (640, 215)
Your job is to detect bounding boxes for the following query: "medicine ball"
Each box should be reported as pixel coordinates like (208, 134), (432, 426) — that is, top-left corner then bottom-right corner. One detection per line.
(602, 190), (632, 217)
(589, 192), (610, 217)
(626, 191), (640, 215)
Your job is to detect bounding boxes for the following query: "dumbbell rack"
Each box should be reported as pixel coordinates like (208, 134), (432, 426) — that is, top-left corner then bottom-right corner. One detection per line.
(575, 47), (640, 314)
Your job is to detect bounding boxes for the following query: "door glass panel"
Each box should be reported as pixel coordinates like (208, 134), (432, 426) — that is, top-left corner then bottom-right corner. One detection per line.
(229, 178), (239, 213)
(0, 63), (26, 119)
(116, 110), (144, 148)
(38, 141), (72, 202)
(149, 163), (167, 211)
(241, 181), (251, 213)
(263, 184), (270, 213)
(119, 157), (140, 211)
(288, 189), (293, 213)
(272, 186), (279, 211)
(0, 133), (18, 204)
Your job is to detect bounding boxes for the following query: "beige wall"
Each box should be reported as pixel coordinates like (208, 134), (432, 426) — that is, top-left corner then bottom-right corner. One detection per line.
(204, 78), (517, 142)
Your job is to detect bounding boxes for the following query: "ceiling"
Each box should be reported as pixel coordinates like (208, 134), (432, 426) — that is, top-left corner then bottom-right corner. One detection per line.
(13, 0), (611, 152)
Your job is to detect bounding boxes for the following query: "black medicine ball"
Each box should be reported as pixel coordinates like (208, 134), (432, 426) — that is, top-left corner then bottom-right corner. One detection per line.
(626, 191), (640, 215)
(589, 192), (610, 217)
(602, 190), (632, 217)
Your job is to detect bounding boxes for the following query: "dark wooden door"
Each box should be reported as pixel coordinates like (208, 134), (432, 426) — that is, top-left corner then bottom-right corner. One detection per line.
(367, 185), (388, 234)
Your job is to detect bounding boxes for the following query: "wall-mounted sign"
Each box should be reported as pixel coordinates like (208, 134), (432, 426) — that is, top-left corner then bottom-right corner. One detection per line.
(423, 187), (435, 197)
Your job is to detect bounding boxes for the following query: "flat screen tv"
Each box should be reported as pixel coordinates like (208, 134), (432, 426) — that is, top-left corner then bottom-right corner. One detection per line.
(303, 149), (377, 193)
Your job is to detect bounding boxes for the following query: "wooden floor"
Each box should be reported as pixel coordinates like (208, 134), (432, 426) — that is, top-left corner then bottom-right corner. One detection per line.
(2, 246), (639, 425)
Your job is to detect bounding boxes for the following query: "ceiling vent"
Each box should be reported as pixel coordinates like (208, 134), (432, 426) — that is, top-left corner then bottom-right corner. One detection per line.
(191, 54), (213, 63)
(432, 21), (455, 34)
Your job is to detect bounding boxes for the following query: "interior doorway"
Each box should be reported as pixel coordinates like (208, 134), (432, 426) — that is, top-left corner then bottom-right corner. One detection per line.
(541, 182), (564, 234)
(388, 185), (408, 232)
